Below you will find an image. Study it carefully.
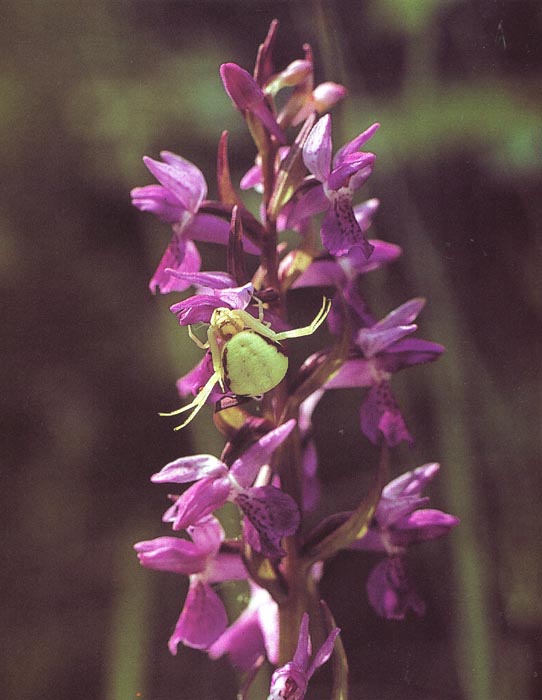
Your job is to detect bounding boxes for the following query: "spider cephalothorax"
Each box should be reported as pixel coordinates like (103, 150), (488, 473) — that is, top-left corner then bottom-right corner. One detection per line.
(161, 298), (331, 430)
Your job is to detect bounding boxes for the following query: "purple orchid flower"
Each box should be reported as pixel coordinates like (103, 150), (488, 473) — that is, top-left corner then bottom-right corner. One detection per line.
(134, 515), (246, 652)
(324, 289), (444, 446)
(208, 583), (280, 671)
(268, 612), (340, 700)
(287, 114), (378, 258)
(151, 420), (300, 558)
(352, 463), (459, 619)
(283, 199), (402, 290)
(131, 152), (258, 294)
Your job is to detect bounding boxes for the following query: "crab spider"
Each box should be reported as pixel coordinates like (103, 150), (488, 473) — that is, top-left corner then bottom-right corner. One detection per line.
(161, 297), (332, 430)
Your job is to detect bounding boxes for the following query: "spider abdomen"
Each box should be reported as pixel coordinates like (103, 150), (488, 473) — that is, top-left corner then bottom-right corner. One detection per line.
(222, 330), (288, 396)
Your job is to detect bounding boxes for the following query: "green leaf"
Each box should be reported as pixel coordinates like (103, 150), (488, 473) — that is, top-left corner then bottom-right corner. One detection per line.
(321, 601), (349, 700)
(302, 444), (388, 563)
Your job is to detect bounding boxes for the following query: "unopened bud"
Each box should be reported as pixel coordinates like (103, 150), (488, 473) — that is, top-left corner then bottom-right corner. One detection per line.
(265, 59), (313, 95)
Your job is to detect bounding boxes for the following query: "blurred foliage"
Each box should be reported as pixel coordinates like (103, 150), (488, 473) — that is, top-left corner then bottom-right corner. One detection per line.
(1, 1), (541, 699)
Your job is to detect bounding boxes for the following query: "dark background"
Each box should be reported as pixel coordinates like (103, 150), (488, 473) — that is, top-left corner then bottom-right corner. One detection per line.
(2, 1), (541, 699)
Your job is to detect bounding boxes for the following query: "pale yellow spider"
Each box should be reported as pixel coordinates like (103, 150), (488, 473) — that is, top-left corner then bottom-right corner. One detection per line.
(161, 297), (332, 430)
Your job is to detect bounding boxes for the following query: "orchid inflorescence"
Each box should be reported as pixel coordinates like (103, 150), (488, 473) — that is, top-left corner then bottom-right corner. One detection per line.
(132, 20), (458, 700)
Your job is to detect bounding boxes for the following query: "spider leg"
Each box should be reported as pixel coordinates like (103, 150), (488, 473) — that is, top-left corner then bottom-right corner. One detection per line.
(233, 309), (279, 340)
(272, 297), (332, 341)
(207, 327), (226, 391)
(188, 325), (209, 349)
(253, 296), (270, 325)
(159, 371), (220, 430)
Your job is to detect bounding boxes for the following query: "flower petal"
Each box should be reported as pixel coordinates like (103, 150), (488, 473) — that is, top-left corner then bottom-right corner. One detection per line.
(163, 476), (231, 531)
(187, 514), (224, 555)
(327, 152), (375, 191)
(207, 552), (248, 583)
(134, 536), (208, 574)
(392, 508), (460, 545)
(177, 212), (235, 247)
(208, 608), (266, 671)
(324, 358), (374, 389)
(230, 419), (296, 487)
(374, 298), (426, 331)
(151, 455), (227, 484)
(163, 270), (237, 290)
(286, 183), (329, 226)
(321, 190), (375, 258)
(303, 114), (332, 182)
(149, 237), (202, 295)
(380, 338), (445, 373)
(292, 612), (311, 669)
(176, 353), (228, 404)
(332, 122), (379, 168)
(356, 322), (418, 358)
(360, 382), (413, 447)
(143, 155), (206, 214)
(130, 184), (185, 223)
(383, 463), (440, 500)
(220, 62), (286, 144)
(168, 579), (228, 653)
(159, 151), (207, 210)
(306, 626), (340, 679)
(366, 557), (426, 620)
(236, 485), (300, 558)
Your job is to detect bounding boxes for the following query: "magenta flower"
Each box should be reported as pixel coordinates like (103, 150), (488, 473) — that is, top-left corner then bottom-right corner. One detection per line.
(283, 200), (402, 290)
(268, 612), (340, 700)
(131, 152), (250, 294)
(209, 583), (279, 671)
(288, 114), (378, 258)
(366, 556), (426, 620)
(134, 515), (246, 652)
(353, 463), (459, 619)
(324, 290), (444, 446)
(151, 420), (300, 557)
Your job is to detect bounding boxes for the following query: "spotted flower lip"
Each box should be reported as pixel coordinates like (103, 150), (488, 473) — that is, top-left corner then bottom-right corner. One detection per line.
(351, 464), (459, 620)
(134, 515), (247, 652)
(268, 613), (340, 700)
(366, 556), (427, 620)
(286, 199), (402, 290)
(151, 420), (300, 557)
(287, 114), (379, 258)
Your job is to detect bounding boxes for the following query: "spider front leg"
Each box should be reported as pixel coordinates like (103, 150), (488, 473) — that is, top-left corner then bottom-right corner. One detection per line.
(253, 296), (270, 326)
(235, 298), (331, 343)
(188, 325), (209, 349)
(273, 297), (331, 340)
(159, 370), (221, 430)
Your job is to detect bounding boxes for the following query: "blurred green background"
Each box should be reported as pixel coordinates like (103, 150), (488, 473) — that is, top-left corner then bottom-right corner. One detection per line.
(2, 1), (541, 699)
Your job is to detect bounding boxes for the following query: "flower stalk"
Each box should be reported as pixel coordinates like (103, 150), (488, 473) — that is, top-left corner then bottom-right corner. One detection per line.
(130, 19), (458, 700)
